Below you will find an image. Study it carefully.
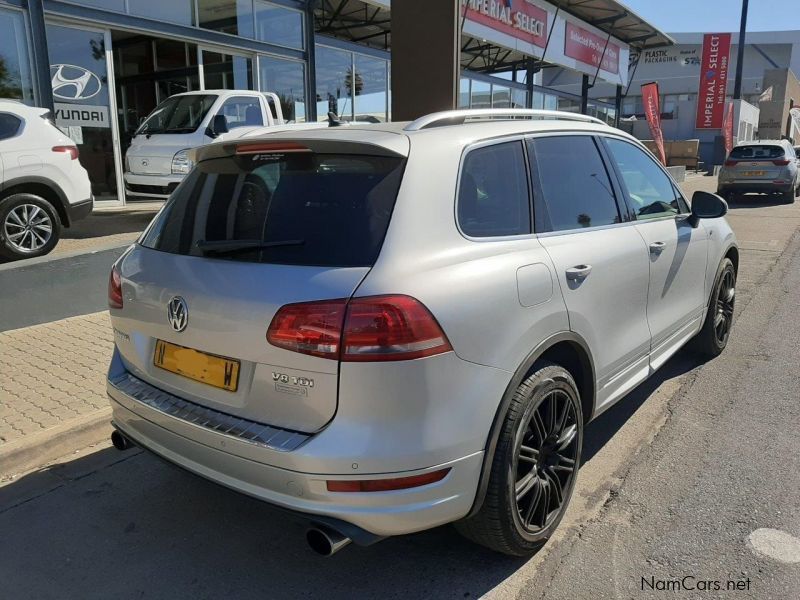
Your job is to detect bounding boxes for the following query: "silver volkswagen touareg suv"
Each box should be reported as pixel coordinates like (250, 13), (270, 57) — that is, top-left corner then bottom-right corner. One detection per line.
(106, 109), (738, 556)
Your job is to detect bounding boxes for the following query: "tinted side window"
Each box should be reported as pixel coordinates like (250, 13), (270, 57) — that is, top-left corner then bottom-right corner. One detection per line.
(218, 96), (264, 129)
(528, 136), (620, 232)
(458, 141), (531, 237)
(0, 113), (21, 140)
(605, 138), (680, 220)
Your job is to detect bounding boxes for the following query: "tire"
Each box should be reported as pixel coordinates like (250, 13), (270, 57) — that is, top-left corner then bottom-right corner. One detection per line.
(455, 362), (583, 556)
(0, 193), (61, 260)
(692, 258), (736, 357)
(781, 188), (795, 204)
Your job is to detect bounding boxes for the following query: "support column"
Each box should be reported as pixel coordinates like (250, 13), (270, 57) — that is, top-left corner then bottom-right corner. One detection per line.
(614, 84), (622, 128)
(25, 0), (53, 111)
(580, 74), (590, 114)
(526, 58), (535, 108)
(391, 0), (459, 121)
(305, 0), (318, 122)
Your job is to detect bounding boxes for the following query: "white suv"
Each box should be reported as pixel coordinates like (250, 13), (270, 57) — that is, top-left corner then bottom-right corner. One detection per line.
(107, 109), (737, 556)
(0, 101), (93, 259)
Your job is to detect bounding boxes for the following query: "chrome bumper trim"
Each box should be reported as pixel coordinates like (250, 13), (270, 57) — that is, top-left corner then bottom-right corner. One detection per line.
(108, 372), (310, 452)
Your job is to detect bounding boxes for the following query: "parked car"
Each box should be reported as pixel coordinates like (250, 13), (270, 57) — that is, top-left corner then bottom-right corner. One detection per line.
(123, 90), (286, 200)
(0, 100), (92, 260)
(106, 109), (738, 557)
(717, 140), (799, 203)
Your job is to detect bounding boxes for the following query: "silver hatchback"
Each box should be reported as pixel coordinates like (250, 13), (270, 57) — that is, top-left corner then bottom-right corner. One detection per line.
(107, 109), (738, 556)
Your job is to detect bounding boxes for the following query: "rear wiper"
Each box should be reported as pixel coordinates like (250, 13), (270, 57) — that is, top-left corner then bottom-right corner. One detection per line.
(196, 239), (304, 256)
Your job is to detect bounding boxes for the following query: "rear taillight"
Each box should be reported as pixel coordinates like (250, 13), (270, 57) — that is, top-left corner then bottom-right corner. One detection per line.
(724, 159), (737, 166)
(326, 468), (451, 492)
(267, 295), (452, 362)
(341, 295), (452, 361)
(52, 145), (79, 160)
(773, 159), (791, 166)
(267, 299), (346, 359)
(108, 265), (123, 309)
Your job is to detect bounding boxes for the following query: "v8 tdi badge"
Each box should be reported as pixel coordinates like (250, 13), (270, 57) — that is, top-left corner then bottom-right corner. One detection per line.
(272, 371), (314, 396)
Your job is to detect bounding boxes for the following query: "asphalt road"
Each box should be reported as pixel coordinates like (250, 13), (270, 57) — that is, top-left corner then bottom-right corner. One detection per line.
(0, 246), (126, 332)
(1, 189), (799, 598)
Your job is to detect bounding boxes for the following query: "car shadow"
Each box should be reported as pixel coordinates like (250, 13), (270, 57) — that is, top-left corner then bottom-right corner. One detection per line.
(62, 208), (158, 240)
(0, 350), (708, 599)
(725, 193), (793, 209)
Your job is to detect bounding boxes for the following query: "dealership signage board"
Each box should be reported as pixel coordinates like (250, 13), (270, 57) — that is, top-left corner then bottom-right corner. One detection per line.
(54, 103), (110, 128)
(695, 33), (732, 129)
(461, 0), (629, 86)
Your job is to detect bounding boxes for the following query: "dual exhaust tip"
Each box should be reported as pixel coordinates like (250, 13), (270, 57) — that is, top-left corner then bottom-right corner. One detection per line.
(111, 429), (353, 556)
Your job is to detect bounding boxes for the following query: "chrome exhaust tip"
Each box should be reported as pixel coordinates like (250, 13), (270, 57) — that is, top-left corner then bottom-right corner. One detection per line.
(306, 525), (352, 556)
(111, 429), (134, 451)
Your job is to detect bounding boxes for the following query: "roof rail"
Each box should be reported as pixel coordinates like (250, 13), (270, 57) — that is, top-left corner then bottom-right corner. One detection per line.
(404, 109), (606, 131)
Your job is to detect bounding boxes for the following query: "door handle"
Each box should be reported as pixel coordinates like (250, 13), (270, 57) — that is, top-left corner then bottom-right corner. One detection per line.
(565, 264), (592, 281)
(649, 241), (666, 254)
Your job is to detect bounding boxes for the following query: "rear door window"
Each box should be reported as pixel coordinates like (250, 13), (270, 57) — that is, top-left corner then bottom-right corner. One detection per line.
(527, 135), (621, 232)
(141, 151), (405, 267)
(457, 141), (531, 237)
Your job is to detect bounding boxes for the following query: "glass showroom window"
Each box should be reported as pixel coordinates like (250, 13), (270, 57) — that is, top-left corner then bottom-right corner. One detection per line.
(202, 50), (254, 90)
(259, 55), (305, 122)
(354, 54), (388, 122)
(0, 7), (35, 105)
(255, 1), (304, 49)
(459, 78), (471, 108)
(470, 79), (491, 109)
(315, 45), (353, 121)
(128, 0), (193, 26)
(197, 0), (255, 38)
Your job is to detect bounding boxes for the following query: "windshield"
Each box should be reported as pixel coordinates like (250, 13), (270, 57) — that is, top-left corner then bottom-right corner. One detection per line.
(141, 151), (405, 267)
(729, 145), (785, 159)
(135, 94), (217, 136)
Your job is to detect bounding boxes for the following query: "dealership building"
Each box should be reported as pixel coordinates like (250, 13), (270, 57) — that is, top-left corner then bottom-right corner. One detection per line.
(0, 0), (670, 205)
(546, 30), (800, 166)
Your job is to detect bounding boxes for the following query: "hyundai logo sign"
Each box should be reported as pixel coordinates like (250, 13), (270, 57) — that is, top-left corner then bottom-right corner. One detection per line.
(50, 64), (102, 101)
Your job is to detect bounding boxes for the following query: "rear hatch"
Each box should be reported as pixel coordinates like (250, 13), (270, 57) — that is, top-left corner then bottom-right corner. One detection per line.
(111, 138), (407, 432)
(726, 144), (789, 180)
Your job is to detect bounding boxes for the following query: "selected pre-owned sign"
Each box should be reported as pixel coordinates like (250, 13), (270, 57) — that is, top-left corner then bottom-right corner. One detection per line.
(564, 22), (620, 74)
(695, 33), (731, 129)
(462, 0), (548, 48)
(54, 103), (110, 128)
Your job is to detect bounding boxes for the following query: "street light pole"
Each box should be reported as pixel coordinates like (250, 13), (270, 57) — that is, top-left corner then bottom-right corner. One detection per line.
(732, 0), (749, 100)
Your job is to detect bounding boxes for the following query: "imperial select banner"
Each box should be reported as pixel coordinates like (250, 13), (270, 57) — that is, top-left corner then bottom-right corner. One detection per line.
(695, 33), (732, 129)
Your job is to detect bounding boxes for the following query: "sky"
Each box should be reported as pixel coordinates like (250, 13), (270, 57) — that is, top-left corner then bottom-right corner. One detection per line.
(621, 0), (800, 33)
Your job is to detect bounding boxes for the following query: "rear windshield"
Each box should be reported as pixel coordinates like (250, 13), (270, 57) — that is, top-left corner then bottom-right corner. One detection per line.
(729, 145), (785, 159)
(136, 94), (217, 136)
(140, 152), (405, 267)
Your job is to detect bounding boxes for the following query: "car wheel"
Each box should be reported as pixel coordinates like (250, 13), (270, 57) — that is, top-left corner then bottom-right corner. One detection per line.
(455, 362), (583, 556)
(692, 258), (736, 357)
(0, 193), (61, 260)
(782, 188), (795, 203)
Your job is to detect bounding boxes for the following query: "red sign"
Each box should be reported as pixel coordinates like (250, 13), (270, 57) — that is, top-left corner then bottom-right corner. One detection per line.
(463, 0), (548, 48)
(723, 100), (734, 155)
(695, 33), (732, 129)
(564, 22), (620, 74)
(642, 82), (666, 166)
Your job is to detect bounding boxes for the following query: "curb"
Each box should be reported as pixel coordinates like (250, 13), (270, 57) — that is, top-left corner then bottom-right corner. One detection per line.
(0, 408), (113, 478)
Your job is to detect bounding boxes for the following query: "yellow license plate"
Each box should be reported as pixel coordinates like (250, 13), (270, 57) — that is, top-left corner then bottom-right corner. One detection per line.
(743, 171), (765, 176)
(154, 340), (240, 392)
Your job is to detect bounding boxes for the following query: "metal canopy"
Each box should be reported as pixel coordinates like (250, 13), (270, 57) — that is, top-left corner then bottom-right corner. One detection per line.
(315, 0), (674, 75)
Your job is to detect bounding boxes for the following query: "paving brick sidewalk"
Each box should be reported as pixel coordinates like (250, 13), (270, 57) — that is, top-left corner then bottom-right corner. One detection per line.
(0, 312), (112, 455)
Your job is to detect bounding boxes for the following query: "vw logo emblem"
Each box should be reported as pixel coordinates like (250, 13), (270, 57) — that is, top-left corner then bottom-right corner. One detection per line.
(50, 64), (102, 101)
(167, 296), (188, 332)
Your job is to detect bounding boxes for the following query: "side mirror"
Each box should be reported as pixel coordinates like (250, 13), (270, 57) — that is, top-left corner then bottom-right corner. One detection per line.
(207, 114), (229, 138)
(689, 191), (727, 227)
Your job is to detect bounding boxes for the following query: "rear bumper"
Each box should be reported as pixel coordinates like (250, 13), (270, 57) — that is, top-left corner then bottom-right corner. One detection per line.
(107, 369), (484, 537)
(718, 181), (794, 194)
(124, 172), (183, 199)
(65, 196), (93, 225)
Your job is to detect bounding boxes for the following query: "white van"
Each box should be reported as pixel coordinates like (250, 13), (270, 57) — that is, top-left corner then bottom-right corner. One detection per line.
(124, 90), (286, 200)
